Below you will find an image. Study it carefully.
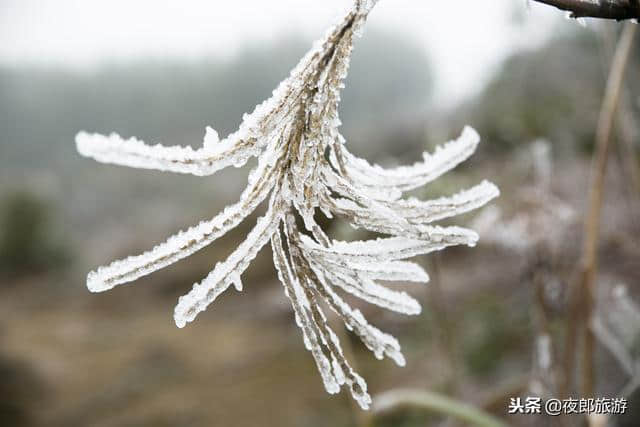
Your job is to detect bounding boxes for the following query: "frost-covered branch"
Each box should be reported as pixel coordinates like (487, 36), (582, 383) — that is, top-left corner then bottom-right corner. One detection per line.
(75, 0), (499, 410)
(532, 0), (640, 20)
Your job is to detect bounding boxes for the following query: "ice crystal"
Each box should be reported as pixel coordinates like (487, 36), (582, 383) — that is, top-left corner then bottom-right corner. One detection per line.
(472, 140), (573, 253)
(75, 0), (498, 409)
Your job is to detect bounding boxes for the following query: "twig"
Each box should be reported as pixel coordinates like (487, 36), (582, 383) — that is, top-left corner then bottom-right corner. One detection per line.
(531, 250), (558, 395)
(532, 0), (640, 20)
(363, 389), (507, 427)
(580, 22), (637, 397)
(330, 315), (367, 425)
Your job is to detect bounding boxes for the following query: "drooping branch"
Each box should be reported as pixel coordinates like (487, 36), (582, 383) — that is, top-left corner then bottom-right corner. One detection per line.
(74, 0), (500, 410)
(532, 0), (640, 20)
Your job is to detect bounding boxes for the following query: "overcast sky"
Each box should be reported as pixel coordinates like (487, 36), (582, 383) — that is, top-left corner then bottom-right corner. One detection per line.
(0, 0), (568, 104)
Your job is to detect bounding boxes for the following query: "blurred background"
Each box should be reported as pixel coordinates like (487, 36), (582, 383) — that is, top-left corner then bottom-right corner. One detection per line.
(1, 1), (639, 426)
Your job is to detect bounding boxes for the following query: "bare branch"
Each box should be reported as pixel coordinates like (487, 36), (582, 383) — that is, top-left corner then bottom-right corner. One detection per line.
(532, 0), (640, 20)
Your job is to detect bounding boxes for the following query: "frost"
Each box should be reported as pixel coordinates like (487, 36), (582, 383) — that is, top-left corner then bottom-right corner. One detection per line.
(75, 130), (261, 176)
(342, 260), (429, 283)
(231, 273), (243, 292)
(75, 0), (499, 410)
(471, 140), (573, 253)
(593, 284), (640, 396)
(331, 126), (481, 197)
(203, 126), (220, 149)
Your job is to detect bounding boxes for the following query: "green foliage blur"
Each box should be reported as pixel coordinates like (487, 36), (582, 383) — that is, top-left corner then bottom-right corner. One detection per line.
(0, 192), (68, 277)
(0, 30), (432, 173)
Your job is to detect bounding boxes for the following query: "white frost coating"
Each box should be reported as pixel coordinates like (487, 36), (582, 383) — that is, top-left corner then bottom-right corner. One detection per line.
(327, 182), (499, 237)
(339, 260), (429, 283)
(314, 269), (406, 365)
(86, 137), (286, 292)
(322, 166), (408, 225)
(334, 126), (480, 194)
(386, 181), (500, 223)
(76, 0), (500, 410)
(297, 267), (373, 409)
(75, 0), (360, 178)
(325, 325), (372, 410)
(231, 273), (243, 292)
(300, 228), (478, 264)
(174, 196), (284, 328)
(323, 268), (421, 315)
(359, 0), (380, 14)
(203, 126), (220, 148)
(76, 131), (260, 176)
(271, 232), (340, 394)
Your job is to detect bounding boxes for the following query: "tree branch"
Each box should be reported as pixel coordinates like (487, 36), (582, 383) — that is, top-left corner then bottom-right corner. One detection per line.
(532, 0), (640, 20)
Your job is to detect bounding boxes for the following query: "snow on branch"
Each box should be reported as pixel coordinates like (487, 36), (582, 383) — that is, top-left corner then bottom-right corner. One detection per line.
(75, 0), (498, 410)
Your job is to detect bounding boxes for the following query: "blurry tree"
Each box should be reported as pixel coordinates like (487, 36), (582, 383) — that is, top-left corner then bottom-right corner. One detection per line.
(463, 31), (602, 152)
(0, 30), (432, 174)
(0, 191), (68, 277)
(0, 353), (45, 427)
(461, 27), (640, 154)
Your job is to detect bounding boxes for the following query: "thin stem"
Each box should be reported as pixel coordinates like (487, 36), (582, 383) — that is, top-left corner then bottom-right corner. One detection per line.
(532, 249), (558, 395)
(581, 23), (637, 397)
(330, 315), (366, 424)
(363, 389), (506, 427)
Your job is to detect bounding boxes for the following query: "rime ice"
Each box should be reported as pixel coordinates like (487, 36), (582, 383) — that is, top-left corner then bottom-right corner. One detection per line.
(75, 0), (498, 410)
